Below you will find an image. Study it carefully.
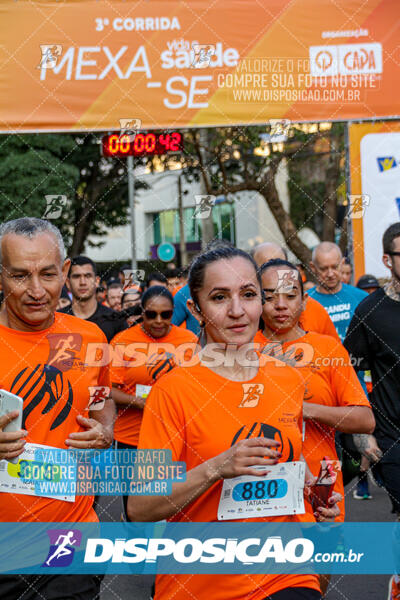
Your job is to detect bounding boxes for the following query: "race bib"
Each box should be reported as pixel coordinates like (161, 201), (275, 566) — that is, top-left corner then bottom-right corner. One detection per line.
(218, 461), (305, 520)
(136, 384), (152, 399)
(0, 443), (75, 502)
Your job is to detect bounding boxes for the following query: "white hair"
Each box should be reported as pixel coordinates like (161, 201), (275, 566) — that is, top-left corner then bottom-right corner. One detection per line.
(311, 241), (342, 264)
(0, 218), (66, 268)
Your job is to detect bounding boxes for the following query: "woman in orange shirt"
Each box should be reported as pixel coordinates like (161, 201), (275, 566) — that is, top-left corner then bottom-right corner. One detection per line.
(111, 286), (198, 514)
(128, 247), (341, 600)
(255, 258), (375, 522)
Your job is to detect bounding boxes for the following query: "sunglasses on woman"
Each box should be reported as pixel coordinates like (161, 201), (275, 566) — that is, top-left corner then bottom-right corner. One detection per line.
(144, 309), (173, 320)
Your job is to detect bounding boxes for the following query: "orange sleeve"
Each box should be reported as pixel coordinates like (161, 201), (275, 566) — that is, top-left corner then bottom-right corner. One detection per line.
(319, 309), (340, 341)
(302, 297), (340, 341)
(98, 331), (111, 388)
(328, 341), (371, 407)
(110, 333), (127, 386)
(138, 382), (185, 461)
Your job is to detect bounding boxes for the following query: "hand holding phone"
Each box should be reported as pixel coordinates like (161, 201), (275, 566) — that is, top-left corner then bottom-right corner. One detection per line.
(0, 390), (26, 464)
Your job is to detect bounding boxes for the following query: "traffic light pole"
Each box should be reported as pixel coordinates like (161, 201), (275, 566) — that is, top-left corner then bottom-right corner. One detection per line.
(127, 155), (137, 270)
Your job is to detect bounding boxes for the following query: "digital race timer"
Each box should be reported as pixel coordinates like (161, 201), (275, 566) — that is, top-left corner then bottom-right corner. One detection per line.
(101, 131), (183, 157)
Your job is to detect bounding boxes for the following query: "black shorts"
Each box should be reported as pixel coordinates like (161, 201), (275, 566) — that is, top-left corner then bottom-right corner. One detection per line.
(264, 588), (322, 600)
(0, 574), (102, 600)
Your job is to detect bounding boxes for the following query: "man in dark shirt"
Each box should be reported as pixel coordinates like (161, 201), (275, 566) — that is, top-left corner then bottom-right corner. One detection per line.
(344, 223), (400, 522)
(59, 256), (127, 342)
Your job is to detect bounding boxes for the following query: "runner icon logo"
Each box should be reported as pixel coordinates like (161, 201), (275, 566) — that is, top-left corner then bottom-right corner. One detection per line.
(87, 386), (110, 411)
(239, 384), (265, 408)
(43, 195), (67, 219)
(43, 529), (82, 567)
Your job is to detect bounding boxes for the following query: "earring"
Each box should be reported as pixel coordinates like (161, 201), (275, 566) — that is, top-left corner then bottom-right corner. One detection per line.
(200, 320), (205, 328)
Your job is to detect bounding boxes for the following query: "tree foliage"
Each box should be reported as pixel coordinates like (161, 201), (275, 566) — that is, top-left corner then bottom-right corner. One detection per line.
(158, 123), (345, 263)
(0, 133), (148, 255)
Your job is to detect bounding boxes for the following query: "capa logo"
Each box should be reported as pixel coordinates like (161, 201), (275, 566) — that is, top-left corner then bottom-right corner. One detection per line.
(339, 43), (382, 75)
(84, 536), (314, 564)
(310, 43), (382, 76)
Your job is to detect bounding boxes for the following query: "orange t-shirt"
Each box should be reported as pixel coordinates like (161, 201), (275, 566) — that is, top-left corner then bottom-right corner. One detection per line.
(110, 324), (198, 446)
(138, 358), (320, 600)
(0, 313), (110, 523)
(254, 330), (371, 520)
(300, 297), (339, 341)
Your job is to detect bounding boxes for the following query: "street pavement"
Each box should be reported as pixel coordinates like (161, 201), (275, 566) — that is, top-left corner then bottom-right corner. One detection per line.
(96, 475), (394, 600)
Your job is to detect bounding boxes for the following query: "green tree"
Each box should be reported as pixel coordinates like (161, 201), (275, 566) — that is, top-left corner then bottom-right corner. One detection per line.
(157, 123), (345, 263)
(0, 133), (79, 223)
(0, 133), (148, 255)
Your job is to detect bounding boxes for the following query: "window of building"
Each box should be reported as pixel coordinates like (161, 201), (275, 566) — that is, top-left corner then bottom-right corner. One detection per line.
(152, 201), (235, 245)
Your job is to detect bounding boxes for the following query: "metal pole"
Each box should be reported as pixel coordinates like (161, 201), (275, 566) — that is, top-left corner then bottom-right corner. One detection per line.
(127, 155), (137, 270)
(344, 121), (354, 284)
(178, 174), (188, 266)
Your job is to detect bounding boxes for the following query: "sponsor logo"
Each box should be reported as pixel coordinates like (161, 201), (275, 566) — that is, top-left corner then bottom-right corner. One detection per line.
(43, 529), (81, 567)
(377, 156), (398, 172)
(310, 43), (382, 76)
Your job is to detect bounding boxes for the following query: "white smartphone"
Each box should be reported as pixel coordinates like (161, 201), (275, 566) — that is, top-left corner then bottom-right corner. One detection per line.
(0, 389), (24, 464)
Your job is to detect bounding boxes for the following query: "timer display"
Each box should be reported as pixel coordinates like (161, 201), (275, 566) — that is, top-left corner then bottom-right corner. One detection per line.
(101, 131), (183, 157)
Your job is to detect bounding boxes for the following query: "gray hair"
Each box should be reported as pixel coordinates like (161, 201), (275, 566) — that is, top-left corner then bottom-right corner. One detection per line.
(311, 241), (342, 264)
(0, 218), (66, 268)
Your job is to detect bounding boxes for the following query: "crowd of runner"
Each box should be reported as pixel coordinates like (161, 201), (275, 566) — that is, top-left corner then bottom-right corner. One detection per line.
(0, 217), (399, 600)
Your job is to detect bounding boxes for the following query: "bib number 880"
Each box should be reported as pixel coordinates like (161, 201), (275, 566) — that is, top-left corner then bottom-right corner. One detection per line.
(242, 480), (277, 499)
(233, 478), (287, 502)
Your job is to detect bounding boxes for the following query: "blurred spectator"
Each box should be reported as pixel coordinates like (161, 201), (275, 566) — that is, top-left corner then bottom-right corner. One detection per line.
(345, 223), (400, 525)
(166, 268), (180, 292)
(296, 263), (307, 283)
(106, 281), (123, 311)
(146, 271), (168, 289)
(357, 274), (380, 295)
(121, 289), (141, 310)
(57, 285), (71, 310)
(179, 266), (189, 286)
(341, 256), (353, 284)
(119, 304), (143, 327)
(252, 241), (287, 264)
(309, 242), (367, 342)
(118, 263), (131, 285)
(60, 256), (127, 342)
(96, 285), (106, 304)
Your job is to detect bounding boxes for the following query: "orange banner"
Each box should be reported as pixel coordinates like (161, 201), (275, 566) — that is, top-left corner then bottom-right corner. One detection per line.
(1, 0), (399, 132)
